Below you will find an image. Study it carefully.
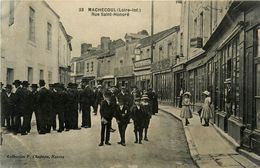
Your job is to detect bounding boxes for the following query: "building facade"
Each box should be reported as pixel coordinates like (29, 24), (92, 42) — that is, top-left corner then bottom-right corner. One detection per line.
(1, 0), (71, 86)
(58, 22), (72, 86)
(177, 0), (260, 155)
(151, 26), (179, 104)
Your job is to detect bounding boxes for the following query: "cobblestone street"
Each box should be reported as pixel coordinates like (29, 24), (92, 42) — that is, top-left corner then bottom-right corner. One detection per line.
(0, 110), (196, 168)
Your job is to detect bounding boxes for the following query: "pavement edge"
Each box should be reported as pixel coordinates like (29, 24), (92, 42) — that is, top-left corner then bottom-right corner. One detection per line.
(159, 108), (200, 168)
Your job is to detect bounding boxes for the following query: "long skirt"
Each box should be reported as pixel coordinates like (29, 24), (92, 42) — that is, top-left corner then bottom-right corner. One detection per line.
(200, 105), (213, 119)
(180, 106), (193, 119)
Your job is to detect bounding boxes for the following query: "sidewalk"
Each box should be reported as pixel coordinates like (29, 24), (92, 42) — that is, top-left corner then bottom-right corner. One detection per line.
(159, 105), (259, 168)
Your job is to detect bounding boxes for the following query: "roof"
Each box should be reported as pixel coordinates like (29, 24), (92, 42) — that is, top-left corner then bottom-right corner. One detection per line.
(137, 26), (180, 49)
(42, 1), (60, 19)
(125, 33), (148, 40)
(111, 39), (125, 48)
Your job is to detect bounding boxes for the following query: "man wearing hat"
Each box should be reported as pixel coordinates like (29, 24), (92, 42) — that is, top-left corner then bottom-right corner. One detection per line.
(95, 85), (104, 115)
(1, 84), (15, 131)
(224, 79), (232, 117)
(31, 84), (40, 131)
(99, 90), (115, 146)
(21, 81), (33, 135)
(79, 82), (94, 128)
(37, 80), (52, 134)
(12, 80), (23, 134)
(147, 88), (158, 115)
(66, 83), (80, 130)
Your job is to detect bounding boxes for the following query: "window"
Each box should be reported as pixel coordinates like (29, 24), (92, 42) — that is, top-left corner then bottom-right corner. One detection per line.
(193, 18), (197, 38)
(48, 71), (52, 84)
(39, 70), (44, 80)
(9, 0), (14, 26)
(213, 1), (218, 28)
(87, 62), (89, 72)
(218, 37), (240, 117)
(29, 7), (35, 42)
(146, 49), (150, 58)
(159, 46), (163, 60)
(6, 68), (14, 85)
(47, 22), (52, 50)
(256, 28), (260, 128)
(168, 42), (172, 58)
(180, 33), (183, 55)
(27, 67), (33, 84)
(91, 62), (94, 72)
(200, 12), (203, 39)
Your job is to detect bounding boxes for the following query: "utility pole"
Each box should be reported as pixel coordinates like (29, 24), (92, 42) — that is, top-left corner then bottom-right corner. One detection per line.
(150, 0), (154, 89)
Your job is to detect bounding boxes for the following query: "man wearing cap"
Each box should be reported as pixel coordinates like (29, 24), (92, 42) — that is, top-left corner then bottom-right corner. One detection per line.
(12, 80), (23, 134)
(21, 81), (33, 135)
(141, 93), (152, 141)
(79, 82), (94, 128)
(1, 84), (15, 131)
(131, 97), (146, 144)
(37, 80), (52, 134)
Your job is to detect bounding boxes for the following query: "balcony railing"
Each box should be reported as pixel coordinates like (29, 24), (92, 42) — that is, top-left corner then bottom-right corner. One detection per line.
(190, 37), (203, 48)
(134, 58), (151, 68)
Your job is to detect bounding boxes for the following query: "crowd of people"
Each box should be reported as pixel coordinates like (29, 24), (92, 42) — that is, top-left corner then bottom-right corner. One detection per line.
(0, 80), (159, 146)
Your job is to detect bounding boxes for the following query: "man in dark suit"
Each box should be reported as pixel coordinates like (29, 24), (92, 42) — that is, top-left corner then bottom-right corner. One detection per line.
(1, 84), (15, 131)
(48, 84), (56, 131)
(80, 82), (94, 128)
(99, 91), (115, 146)
(66, 83), (80, 130)
(37, 80), (52, 134)
(147, 88), (158, 115)
(31, 84), (39, 132)
(21, 81), (33, 134)
(114, 98), (131, 146)
(13, 80), (23, 135)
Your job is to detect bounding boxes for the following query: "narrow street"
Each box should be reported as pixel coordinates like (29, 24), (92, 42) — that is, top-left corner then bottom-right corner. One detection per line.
(0, 110), (196, 168)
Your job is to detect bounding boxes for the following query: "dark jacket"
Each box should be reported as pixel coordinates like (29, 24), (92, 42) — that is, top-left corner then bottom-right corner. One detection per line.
(21, 87), (33, 115)
(114, 105), (130, 124)
(80, 86), (94, 107)
(96, 90), (104, 105)
(13, 87), (25, 116)
(67, 88), (78, 111)
(100, 100), (114, 121)
(131, 105), (145, 127)
(52, 90), (67, 113)
(37, 87), (52, 114)
(116, 92), (131, 107)
(1, 92), (15, 116)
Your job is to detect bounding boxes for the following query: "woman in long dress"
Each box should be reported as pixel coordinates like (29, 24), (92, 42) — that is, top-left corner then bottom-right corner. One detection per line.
(180, 92), (193, 126)
(200, 91), (213, 127)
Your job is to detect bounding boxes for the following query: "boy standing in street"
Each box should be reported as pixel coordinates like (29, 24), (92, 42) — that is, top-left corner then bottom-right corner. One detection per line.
(114, 98), (130, 146)
(131, 97), (145, 144)
(99, 91), (114, 146)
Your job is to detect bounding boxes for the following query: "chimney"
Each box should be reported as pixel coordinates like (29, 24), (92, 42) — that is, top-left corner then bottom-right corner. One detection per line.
(81, 43), (92, 55)
(101, 37), (111, 51)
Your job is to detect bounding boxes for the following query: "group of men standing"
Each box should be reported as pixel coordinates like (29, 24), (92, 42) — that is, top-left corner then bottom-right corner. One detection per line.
(1, 79), (159, 145)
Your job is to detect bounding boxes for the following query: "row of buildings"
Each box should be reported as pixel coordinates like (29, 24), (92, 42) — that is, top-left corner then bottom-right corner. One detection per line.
(1, 0), (72, 86)
(71, 0), (260, 156)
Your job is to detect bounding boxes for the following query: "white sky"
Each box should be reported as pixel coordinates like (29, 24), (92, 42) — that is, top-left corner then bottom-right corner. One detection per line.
(46, 0), (181, 57)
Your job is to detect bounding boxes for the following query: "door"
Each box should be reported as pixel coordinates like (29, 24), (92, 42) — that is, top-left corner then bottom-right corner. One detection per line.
(255, 28), (260, 129)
